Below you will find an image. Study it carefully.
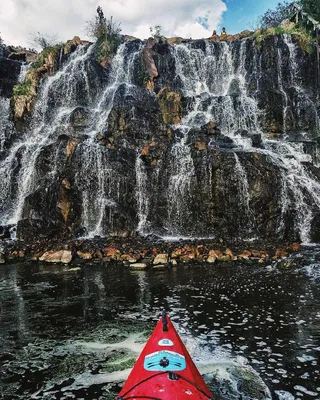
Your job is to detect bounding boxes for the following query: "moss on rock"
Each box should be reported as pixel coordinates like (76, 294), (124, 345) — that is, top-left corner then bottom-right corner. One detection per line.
(157, 87), (182, 125)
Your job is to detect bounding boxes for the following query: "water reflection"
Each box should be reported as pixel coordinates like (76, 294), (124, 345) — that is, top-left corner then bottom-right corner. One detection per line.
(0, 261), (319, 399)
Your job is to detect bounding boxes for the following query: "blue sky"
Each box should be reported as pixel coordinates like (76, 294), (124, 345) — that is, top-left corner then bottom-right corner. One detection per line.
(1, 0), (285, 47)
(221, 0), (284, 33)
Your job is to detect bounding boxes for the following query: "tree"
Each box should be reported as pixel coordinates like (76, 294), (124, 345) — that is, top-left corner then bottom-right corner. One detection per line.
(86, 6), (122, 40)
(150, 25), (162, 38)
(259, 2), (293, 28)
(301, 0), (320, 21)
(86, 6), (122, 62)
(29, 32), (59, 50)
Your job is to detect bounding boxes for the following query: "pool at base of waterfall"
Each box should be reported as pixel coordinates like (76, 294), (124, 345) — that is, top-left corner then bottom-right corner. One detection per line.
(0, 256), (320, 400)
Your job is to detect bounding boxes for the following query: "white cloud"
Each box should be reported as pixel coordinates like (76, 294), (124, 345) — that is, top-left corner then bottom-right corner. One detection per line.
(0, 0), (227, 47)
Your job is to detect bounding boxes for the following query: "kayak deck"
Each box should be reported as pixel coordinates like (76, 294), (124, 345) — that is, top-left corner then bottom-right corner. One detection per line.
(118, 312), (214, 400)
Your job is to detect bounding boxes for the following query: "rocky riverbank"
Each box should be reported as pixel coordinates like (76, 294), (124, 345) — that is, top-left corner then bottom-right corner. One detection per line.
(0, 236), (303, 267)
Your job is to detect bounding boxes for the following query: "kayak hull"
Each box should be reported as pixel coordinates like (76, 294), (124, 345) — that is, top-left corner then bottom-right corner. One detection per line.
(118, 313), (214, 399)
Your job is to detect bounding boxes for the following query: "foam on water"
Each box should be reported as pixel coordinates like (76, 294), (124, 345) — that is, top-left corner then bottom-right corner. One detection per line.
(301, 263), (320, 280)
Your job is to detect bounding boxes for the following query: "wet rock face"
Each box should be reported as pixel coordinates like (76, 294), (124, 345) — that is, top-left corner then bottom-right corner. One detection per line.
(1, 35), (320, 243)
(141, 144), (284, 240)
(0, 57), (21, 97)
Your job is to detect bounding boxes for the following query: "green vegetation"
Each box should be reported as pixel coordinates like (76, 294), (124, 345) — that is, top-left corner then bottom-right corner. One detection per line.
(254, 22), (314, 52)
(260, 2), (292, 28)
(256, 0), (319, 53)
(86, 6), (122, 63)
(32, 44), (62, 69)
(13, 80), (32, 96)
(301, 0), (320, 21)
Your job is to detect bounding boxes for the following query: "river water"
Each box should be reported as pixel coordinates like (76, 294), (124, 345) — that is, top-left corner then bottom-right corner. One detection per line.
(0, 253), (320, 399)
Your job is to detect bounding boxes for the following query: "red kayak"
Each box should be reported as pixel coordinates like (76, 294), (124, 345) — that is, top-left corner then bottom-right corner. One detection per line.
(118, 311), (214, 399)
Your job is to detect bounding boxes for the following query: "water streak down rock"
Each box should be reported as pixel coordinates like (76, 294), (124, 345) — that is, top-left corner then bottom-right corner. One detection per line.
(0, 35), (320, 243)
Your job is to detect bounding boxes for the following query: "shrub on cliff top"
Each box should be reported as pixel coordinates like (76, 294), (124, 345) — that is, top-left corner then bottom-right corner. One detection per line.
(29, 32), (60, 50)
(254, 22), (314, 53)
(86, 6), (121, 40)
(86, 6), (122, 63)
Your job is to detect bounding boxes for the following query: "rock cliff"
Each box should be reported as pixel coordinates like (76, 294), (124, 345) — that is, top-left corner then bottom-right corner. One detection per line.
(0, 33), (320, 244)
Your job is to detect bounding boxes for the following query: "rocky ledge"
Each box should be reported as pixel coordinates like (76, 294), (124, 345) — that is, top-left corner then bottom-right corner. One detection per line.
(0, 237), (302, 267)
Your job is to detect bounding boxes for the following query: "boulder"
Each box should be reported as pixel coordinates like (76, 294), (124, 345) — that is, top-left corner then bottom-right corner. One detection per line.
(170, 259), (178, 267)
(239, 250), (252, 260)
(153, 253), (168, 265)
(201, 121), (221, 136)
(274, 249), (288, 259)
(206, 255), (217, 263)
(251, 250), (262, 257)
(225, 248), (237, 261)
(8, 52), (26, 62)
(288, 242), (302, 252)
(208, 249), (223, 260)
(39, 250), (72, 264)
(0, 225), (13, 240)
(77, 251), (93, 260)
(102, 247), (122, 260)
(12, 95), (32, 120)
(251, 133), (263, 148)
(66, 138), (79, 157)
(121, 254), (140, 263)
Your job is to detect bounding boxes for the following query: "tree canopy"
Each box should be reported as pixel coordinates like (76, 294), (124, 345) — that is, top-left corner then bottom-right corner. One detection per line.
(301, 0), (320, 21)
(259, 2), (293, 28)
(86, 6), (121, 40)
(259, 0), (320, 29)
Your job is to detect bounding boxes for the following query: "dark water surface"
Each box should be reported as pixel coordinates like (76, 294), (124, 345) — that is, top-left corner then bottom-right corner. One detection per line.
(0, 258), (320, 399)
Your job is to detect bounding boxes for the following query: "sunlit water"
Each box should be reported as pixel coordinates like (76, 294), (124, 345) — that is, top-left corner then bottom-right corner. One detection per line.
(0, 256), (320, 399)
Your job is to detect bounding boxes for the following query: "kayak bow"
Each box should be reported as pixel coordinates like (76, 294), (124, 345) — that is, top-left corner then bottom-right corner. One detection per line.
(118, 311), (214, 399)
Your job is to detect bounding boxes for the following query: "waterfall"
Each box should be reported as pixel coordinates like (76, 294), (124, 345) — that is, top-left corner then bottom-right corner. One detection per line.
(135, 156), (149, 234)
(233, 153), (255, 236)
(0, 98), (12, 153)
(276, 37), (290, 134)
(73, 42), (142, 237)
(172, 40), (261, 134)
(1, 34), (320, 243)
(262, 141), (320, 242)
(0, 45), (94, 226)
(282, 34), (320, 134)
(18, 63), (31, 83)
(164, 40), (262, 236)
(166, 128), (194, 234)
(168, 36), (320, 242)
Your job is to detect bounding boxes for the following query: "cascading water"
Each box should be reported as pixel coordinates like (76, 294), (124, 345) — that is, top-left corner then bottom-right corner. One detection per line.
(0, 45), (95, 226)
(163, 39), (262, 237)
(165, 36), (320, 242)
(0, 42), (144, 237)
(0, 98), (12, 152)
(233, 153), (255, 236)
(1, 34), (320, 242)
(73, 42), (142, 237)
(135, 155), (149, 234)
